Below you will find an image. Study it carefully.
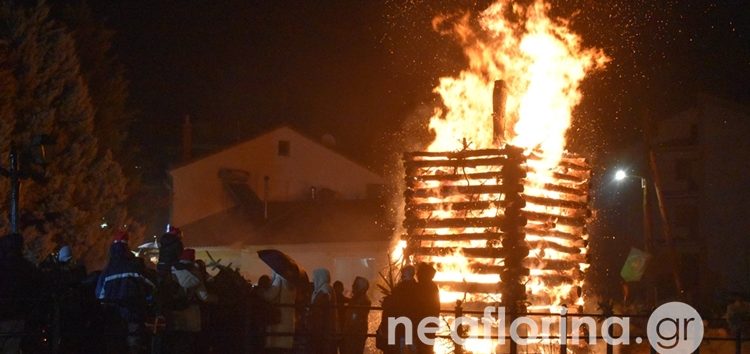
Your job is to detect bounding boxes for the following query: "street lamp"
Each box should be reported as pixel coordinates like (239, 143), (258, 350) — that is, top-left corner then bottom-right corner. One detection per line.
(614, 169), (627, 181)
(613, 169), (652, 253)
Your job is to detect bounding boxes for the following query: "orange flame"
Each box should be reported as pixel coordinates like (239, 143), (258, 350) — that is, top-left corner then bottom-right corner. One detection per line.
(428, 0), (607, 164)
(399, 2), (605, 352)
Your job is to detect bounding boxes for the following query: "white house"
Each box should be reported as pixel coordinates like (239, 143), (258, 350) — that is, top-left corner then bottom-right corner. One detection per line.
(169, 125), (393, 286)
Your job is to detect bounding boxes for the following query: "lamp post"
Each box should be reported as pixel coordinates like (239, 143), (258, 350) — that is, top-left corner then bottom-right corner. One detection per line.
(614, 169), (652, 253)
(7, 146), (21, 233)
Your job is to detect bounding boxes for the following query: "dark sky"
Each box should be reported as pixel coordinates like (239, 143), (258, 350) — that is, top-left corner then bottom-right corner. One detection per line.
(90, 0), (750, 172)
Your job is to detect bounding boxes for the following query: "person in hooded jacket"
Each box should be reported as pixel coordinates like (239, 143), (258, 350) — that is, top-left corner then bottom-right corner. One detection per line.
(340, 276), (371, 354)
(306, 268), (338, 354)
(95, 231), (154, 354)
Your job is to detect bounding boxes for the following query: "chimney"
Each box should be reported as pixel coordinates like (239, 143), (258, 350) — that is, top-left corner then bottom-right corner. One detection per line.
(182, 115), (192, 162)
(492, 80), (507, 145)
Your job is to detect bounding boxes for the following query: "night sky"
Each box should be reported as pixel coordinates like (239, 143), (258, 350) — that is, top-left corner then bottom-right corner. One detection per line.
(89, 0), (749, 173)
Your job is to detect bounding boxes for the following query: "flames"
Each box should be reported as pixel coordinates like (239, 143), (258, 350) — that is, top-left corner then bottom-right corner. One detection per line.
(396, 1), (607, 351)
(418, 0), (606, 307)
(428, 0), (607, 161)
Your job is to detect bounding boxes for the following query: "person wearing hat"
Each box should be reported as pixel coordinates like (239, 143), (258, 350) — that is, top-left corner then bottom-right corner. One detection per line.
(95, 231), (154, 354)
(157, 226), (184, 273)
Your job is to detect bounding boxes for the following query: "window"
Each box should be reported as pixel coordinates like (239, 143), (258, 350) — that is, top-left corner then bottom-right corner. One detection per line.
(278, 140), (290, 156)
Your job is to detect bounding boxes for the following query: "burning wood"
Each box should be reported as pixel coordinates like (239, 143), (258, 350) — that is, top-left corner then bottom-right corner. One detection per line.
(402, 147), (591, 312)
(390, 0), (608, 352)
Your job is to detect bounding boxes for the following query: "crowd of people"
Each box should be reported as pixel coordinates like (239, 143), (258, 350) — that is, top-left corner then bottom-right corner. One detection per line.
(1, 227), (435, 354)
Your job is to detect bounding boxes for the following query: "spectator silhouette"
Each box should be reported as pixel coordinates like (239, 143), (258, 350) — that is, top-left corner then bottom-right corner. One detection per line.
(340, 276), (370, 354)
(306, 268), (338, 354)
(414, 262), (439, 354)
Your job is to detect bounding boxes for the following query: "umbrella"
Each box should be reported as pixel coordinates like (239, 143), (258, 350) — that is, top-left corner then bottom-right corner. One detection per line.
(137, 240), (159, 250)
(257, 249), (304, 285)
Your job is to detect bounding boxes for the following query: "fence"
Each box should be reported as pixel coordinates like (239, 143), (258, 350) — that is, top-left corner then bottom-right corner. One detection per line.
(264, 302), (750, 354)
(2, 302), (749, 354)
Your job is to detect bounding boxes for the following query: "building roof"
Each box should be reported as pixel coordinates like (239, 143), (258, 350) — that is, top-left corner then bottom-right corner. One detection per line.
(181, 199), (393, 247)
(169, 123), (379, 175)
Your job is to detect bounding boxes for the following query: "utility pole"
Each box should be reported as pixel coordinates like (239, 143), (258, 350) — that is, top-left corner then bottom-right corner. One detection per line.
(8, 145), (21, 233)
(0, 145), (24, 233)
(642, 110), (685, 299)
(1, 137), (52, 234)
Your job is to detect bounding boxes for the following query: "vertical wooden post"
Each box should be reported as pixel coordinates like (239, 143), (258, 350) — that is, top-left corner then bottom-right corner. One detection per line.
(501, 146), (528, 354)
(492, 80), (507, 144)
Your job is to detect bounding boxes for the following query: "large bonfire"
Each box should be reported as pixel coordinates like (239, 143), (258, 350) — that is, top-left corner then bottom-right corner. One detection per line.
(393, 0), (608, 352)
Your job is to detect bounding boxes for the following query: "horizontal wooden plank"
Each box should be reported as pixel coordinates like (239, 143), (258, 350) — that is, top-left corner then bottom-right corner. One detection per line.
(527, 241), (582, 254)
(524, 226), (584, 241)
(524, 257), (587, 270)
(408, 232), (502, 242)
(524, 211), (587, 227)
(524, 195), (588, 210)
(406, 171), (504, 184)
(411, 247), (505, 259)
(406, 184), (522, 199)
(404, 149), (510, 159)
(434, 281), (503, 294)
(404, 216), (509, 229)
(406, 200), (501, 212)
(404, 157), (508, 169)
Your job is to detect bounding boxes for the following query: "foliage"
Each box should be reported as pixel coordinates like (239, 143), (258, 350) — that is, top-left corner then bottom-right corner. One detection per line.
(376, 250), (402, 300)
(0, 2), (127, 266)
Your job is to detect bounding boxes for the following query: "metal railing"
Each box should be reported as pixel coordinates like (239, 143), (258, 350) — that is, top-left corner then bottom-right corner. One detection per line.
(2, 302), (749, 354)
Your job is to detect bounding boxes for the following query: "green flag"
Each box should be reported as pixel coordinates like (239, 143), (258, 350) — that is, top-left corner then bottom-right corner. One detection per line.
(620, 247), (651, 282)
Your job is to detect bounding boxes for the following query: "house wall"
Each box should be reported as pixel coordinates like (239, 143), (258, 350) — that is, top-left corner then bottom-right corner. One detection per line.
(170, 126), (383, 226)
(653, 95), (750, 301)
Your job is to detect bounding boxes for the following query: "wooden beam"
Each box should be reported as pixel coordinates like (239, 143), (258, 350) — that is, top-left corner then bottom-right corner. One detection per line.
(404, 157), (508, 169)
(412, 246), (506, 259)
(404, 216), (507, 229)
(404, 149), (510, 159)
(408, 232), (503, 241)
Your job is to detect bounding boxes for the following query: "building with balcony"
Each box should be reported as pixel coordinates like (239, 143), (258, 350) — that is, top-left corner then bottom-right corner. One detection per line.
(168, 125), (392, 285)
(652, 94), (750, 305)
